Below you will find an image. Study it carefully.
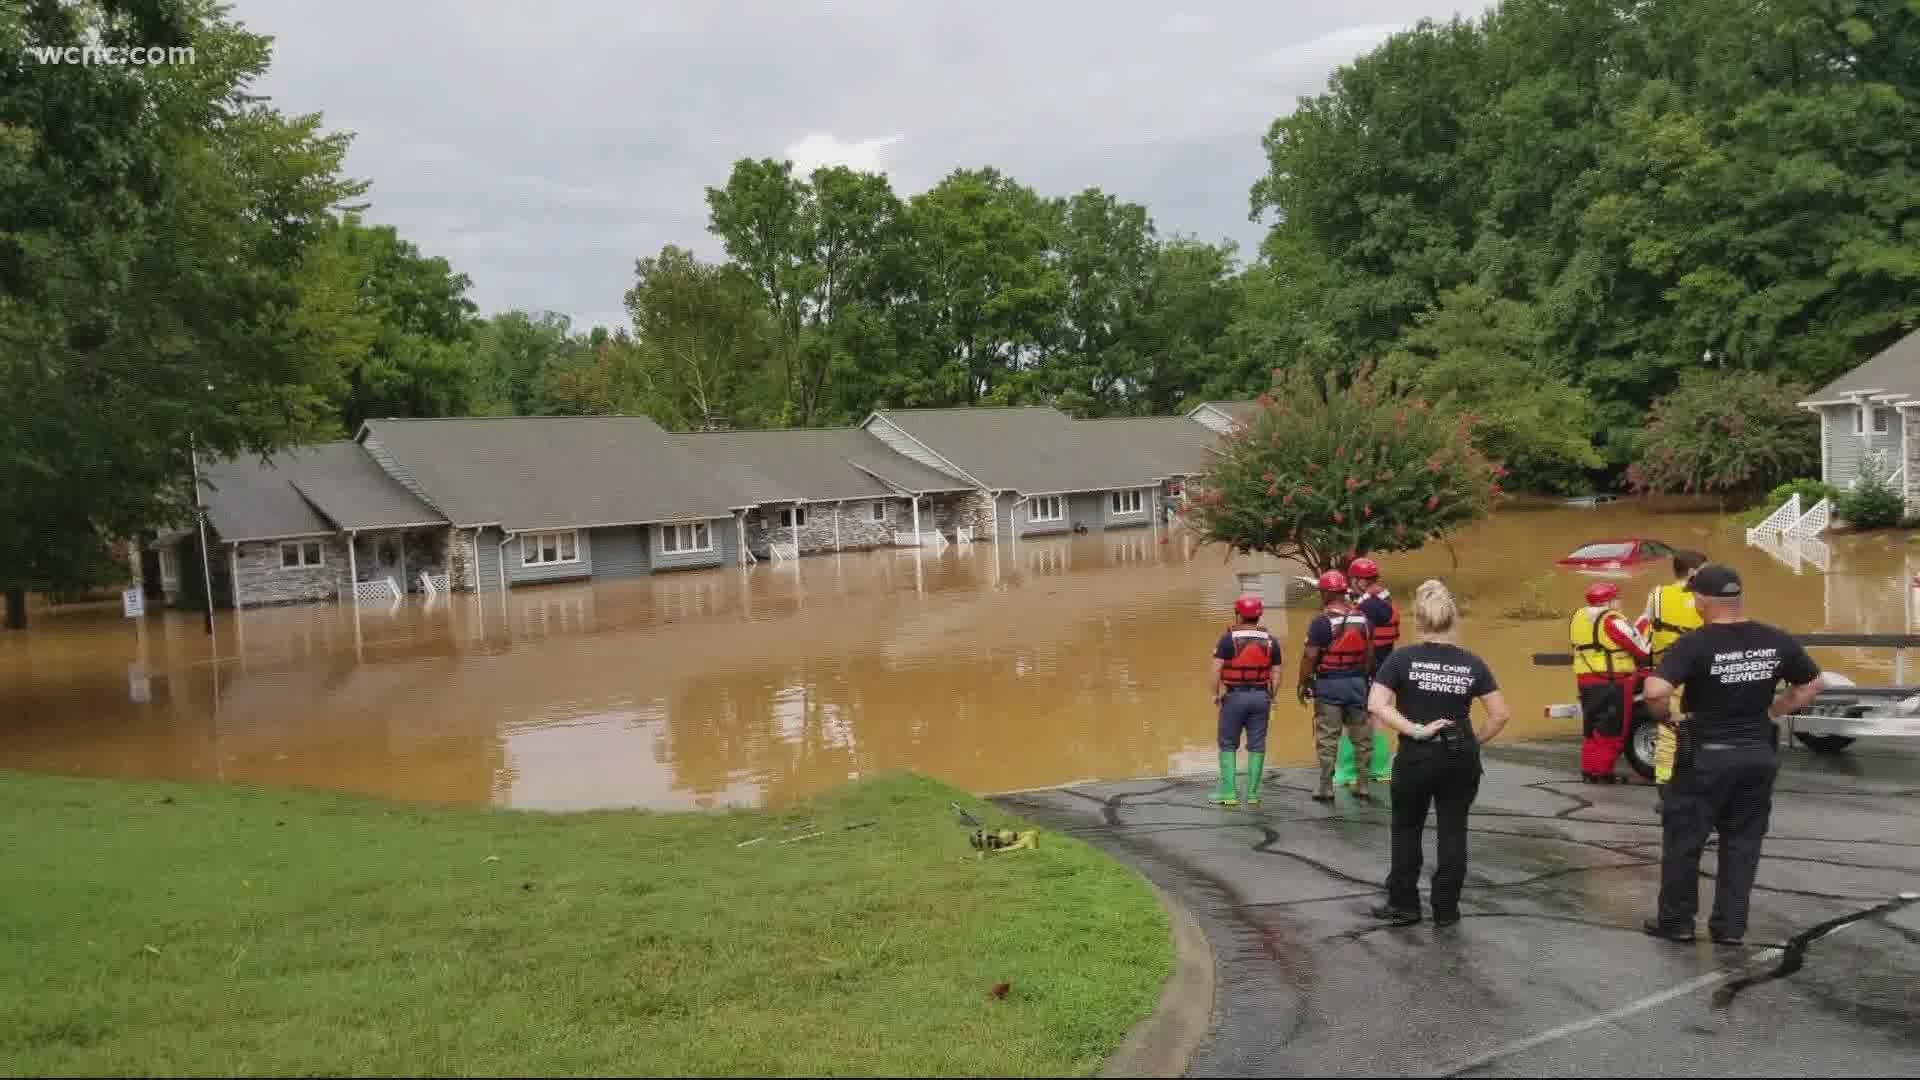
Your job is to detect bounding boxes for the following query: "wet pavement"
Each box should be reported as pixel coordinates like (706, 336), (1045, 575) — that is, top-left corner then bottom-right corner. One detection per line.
(4, 503), (1918, 809)
(997, 737), (1920, 1078)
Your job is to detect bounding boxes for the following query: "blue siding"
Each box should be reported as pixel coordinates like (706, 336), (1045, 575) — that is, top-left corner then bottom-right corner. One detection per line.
(1099, 487), (1155, 531)
(647, 518), (731, 573)
(591, 526), (647, 578)
(476, 528), (505, 592)
(507, 529), (592, 584)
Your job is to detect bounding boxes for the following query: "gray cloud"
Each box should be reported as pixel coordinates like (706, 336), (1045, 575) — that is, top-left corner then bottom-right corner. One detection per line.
(235, 0), (1469, 330)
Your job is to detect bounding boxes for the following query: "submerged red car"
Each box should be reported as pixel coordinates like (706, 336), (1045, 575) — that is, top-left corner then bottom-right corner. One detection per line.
(1554, 538), (1676, 575)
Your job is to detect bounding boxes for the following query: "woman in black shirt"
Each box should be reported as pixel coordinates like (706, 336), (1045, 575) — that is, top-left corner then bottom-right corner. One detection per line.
(1366, 579), (1511, 926)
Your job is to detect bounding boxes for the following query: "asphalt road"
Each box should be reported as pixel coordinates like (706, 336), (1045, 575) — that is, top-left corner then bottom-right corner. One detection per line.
(996, 737), (1920, 1078)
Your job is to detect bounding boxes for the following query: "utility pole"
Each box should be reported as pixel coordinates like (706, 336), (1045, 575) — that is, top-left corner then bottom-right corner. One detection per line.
(190, 433), (215, 636)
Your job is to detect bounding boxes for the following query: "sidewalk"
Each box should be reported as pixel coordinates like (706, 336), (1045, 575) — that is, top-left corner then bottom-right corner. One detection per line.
(997, 738), (1920, 1077)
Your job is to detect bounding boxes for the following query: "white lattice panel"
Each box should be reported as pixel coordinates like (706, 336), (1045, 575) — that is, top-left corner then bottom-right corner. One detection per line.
(353, 577), (400, 604)
(1745, 493), (1801, 544)
(1788, 497), (1832, 539)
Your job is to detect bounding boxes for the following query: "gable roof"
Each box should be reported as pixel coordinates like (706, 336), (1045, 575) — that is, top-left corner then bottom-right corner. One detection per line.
(1188, 400), (1258, 427)
(1805, 328), (1920, 405)
(867, 406), (1177, 495)
(673, 428), (971, 503)
(198, 442), (445, 542)
(359, 416), (743, 530)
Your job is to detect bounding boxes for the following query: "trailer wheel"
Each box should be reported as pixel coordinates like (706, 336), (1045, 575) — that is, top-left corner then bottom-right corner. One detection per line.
(1625, 717), (1658, 779)
(1793, 733), (1855, 753)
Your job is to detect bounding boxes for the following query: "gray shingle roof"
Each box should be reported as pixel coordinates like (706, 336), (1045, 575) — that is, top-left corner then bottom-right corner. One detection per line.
(1074, 416), (1227, 478)
(869, 407), (1180, 495)
(360, 416), (742, 530)
(1807, 328), (1920, 403)
(1193, 400), (1258, 425)
(673, 428), (971, 503)
(197, 442), (443, 541)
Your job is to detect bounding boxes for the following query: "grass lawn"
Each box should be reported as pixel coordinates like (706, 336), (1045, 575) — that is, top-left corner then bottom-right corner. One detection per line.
(0, 771), (1168, 1076)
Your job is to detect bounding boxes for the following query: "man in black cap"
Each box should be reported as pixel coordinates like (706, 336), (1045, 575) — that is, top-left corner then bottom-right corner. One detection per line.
(1639, 564), (1825, 945)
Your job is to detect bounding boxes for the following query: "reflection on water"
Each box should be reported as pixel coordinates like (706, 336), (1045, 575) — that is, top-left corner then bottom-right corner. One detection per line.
(3, 506), (1915, 810)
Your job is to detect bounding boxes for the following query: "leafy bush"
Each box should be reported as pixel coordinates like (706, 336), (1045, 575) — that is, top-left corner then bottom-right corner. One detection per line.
(1186, 365), (1499, 575)
(1500, 573), (1562, 621)
(1838, 468), (1905, 530)
(1626, 371), (1818, 497)
(1737, 478), (1844, 526)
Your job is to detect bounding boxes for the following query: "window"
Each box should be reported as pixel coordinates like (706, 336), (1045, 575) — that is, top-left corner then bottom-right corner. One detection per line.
(1856, 406), (1867, 435)
(659, 521), (713, 554)
(521, 530), (580, 567)
(775, 506), (808, 529)
(156, 548), (180, 589)
(868, 500), (887, 523)
(1028, 495), (1063, 523)
(279, 540), (324, 569)
(1109, 489), (1143, 515)
(1874, 406), (1891, 434)
(1565, 542), (1635, 560)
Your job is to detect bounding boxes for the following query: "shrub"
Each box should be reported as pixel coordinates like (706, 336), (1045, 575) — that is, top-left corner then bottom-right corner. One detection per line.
(1186, 364), (1499, 575)
(1626, 371), (1818, 497)
(1838, 468), (1905, 530)
(1737, 478), (1844, 526)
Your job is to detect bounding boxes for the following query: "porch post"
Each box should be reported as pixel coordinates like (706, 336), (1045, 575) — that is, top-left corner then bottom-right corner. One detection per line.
(398, 532), (408, 595)
(736, 511), (748, 567)
(792, 501), (802, 560)
(229, 543), (242, 611)
(911, 495), (922, 544)
(347, 530), (359, 605)
(833, 501), (841, 552)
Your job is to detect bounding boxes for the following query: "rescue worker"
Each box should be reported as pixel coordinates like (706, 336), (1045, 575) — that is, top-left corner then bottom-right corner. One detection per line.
(1569, 581), (1652, 783)
(1368, 579), (1510, 925)
(1300, 570), (1375, 801)
(1340, 557), (1399, 787)
(1641, 550), (1707, 810)
(1641, 564), (1824, 945)
(1210, 593), (1282, 806)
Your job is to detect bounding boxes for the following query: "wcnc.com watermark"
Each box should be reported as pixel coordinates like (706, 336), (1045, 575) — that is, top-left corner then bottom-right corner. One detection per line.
(27, 44), (196, 66)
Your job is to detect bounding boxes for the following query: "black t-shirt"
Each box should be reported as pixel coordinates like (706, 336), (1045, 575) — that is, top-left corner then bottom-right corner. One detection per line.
(1654, 621), (1820, 745)
(1372, 642), (1499, 725)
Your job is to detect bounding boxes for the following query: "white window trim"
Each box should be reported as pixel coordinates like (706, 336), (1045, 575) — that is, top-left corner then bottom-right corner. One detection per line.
(1856, 404), (1868, 436)
(777, 506), (809, 529)
(157, 548), (181, 588)
(868, 500), (887, 523)
(277, 539), (325, 570)
(657, 521), (715, 555)
(1873, 405), (1891, 435)
(1109, 489), (1144, 515)
(521, 530), (582, 568)
(1028, 495), (1064, 523)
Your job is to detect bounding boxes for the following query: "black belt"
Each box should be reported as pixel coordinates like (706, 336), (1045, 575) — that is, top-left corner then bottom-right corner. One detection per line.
(1224, 684), (1270, 693)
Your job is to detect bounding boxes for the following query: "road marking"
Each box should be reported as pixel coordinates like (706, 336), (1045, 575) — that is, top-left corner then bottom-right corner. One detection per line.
(1423, 956), (1777, 1078)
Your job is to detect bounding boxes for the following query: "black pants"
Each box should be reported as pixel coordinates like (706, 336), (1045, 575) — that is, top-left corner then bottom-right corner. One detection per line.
(1386, 745), (1483, 916)
(1657, 743), (1778, 939)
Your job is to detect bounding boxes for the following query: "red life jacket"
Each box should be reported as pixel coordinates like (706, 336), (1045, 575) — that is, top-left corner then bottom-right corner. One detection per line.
(1316, 611), (1371, 676)
(1366, 590), (1400, 650)
(1221, 625), (1278, 686)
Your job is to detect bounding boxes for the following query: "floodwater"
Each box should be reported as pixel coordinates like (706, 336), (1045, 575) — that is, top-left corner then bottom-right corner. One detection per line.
(3, 505), (1915, 810)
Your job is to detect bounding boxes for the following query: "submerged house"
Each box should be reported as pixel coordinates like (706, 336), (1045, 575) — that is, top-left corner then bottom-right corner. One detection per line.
(1801, 327), (1919, 515)
(152, 402), (1251, 609)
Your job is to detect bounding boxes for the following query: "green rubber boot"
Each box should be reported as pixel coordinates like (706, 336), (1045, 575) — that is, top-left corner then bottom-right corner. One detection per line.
(1370, 730), (1393, 783)
(1210, 752), (1239, 805)
(1334, 735), (1359, 786)
(1244, 752), (1266, 805)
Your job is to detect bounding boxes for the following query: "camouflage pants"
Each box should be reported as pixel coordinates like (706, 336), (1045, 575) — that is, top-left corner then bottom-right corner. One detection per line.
(1315, 700), (1372, 775)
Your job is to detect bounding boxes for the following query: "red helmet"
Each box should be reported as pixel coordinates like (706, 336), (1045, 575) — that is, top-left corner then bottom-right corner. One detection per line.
(1585, 582), (1620, 606)
(1348, 557), (1380, 580)
(1234, 594), (1264, 619)
(1317, 570), (1349, 595)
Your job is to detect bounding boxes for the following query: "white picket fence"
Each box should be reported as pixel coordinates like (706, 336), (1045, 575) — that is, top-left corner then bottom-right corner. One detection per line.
(1745, 493), (1800, 544)
(353, 576), (401, 605)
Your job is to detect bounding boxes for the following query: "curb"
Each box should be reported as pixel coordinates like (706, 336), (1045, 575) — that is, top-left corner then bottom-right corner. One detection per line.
(1099, 881), (1215, 1079)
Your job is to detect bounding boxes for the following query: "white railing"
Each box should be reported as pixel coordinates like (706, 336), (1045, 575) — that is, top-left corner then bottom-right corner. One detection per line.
(354, 576), (400, 605)
(1745, 493), (1801, 544)
(955, 526), (974, 546)
(1798, 536), (1832, 572)
(1787, 496), (1832, 539)
(418, 571), (448, 597)
(769, 542), (798, 563)
(1749, 529), (1802, 574)
(893, 529), (948, 549)
(1891, 464), (1908, 491)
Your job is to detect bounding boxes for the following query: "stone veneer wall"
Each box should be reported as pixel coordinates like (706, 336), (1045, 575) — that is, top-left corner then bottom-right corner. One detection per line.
(446, 529), (478, 591)
(1907, 410), (1920, 519)
(745, 500), (899, 556)
(232, 536), (349, 607)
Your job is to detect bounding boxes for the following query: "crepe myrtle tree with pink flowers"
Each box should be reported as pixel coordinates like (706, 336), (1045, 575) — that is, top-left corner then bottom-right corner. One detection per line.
(1185, 366), (1503, 576)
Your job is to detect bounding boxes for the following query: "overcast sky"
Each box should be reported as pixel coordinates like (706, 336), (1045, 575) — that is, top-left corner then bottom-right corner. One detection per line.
(233, 1), (1472, 330)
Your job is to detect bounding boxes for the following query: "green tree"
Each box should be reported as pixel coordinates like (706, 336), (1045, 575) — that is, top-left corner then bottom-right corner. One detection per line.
(1, 0), (362, 627)
(624, 245), (777, 428)
(1185, 367), (1500, 576)
(469, 310), (585, 416)
(1383, 284), (1602, 492)
(1625, 370), (1818, 497)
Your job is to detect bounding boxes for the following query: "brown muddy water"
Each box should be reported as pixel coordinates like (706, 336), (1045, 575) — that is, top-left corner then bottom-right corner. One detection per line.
(3, 505), (1915, 810)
